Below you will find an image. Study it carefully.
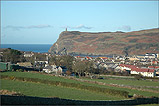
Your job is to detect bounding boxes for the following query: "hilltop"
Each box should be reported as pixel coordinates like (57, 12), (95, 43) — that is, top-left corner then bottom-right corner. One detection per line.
(49, 28), (159, 55)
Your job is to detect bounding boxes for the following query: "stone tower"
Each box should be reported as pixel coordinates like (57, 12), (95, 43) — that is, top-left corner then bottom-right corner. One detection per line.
(66, 28), (67, 31)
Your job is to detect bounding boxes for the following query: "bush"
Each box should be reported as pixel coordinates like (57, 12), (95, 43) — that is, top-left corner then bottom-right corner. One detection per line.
(16, 69), (24, 72)
(134, 74), (143, 80)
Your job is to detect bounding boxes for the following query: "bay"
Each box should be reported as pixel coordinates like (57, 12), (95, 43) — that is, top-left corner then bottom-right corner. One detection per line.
(1, 44), (52, 53)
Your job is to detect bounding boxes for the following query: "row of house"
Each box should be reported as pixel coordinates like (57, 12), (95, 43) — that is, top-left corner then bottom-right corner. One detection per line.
(119, 64), (159, 77)
(137, 53), (159, 59)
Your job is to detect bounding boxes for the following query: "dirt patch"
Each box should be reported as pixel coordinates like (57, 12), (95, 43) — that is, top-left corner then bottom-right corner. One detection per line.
(0, 90), (24, 96)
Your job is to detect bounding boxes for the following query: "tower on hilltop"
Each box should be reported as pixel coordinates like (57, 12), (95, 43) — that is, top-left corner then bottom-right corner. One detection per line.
(66, 27), (67, 31)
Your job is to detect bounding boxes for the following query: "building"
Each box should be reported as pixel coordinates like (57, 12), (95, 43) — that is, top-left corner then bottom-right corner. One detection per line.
(131, 68), (156, 77)
(24, 52), (34, 57)
(17, 62), (32, 67)
(43, 65), (67, 74)
(119, 64), (158, 77)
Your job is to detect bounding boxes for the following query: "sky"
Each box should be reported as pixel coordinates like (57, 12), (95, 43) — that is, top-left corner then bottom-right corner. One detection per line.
(1, 1), (159, 44)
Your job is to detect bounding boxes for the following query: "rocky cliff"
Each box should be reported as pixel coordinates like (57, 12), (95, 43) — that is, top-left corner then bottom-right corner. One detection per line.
(49, 28), (159, 55)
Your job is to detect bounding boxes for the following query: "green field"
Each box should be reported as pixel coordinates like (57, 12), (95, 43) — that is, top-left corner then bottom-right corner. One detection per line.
(0, 79), (123, 100)
(1, 72), (159, 98)
(84, 77), (159, 87)
(81, 76), (159, 92)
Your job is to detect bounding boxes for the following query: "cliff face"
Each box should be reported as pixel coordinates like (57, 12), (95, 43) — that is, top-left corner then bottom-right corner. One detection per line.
(49, 28), (159, 55)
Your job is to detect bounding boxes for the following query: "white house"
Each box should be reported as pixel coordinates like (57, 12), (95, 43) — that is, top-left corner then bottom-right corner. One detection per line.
(131, 68), (156, 77)
(24, 52), (34, 57)
(43, 65), (67, 74)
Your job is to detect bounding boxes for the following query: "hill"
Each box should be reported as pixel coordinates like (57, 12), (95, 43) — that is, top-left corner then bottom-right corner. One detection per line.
(49, 28), (159, 55)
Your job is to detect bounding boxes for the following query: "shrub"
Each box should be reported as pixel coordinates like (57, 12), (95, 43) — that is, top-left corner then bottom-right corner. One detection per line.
(135, 74), (143, 80)
(16, 69), (24, 72)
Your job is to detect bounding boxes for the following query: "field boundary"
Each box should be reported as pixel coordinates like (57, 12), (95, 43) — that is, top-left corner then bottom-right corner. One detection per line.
(63, 76), (159, 93)
(1, 95), (159, 105)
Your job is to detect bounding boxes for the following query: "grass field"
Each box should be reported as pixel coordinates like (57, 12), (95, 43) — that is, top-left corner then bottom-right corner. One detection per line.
(1, 72), (159, 97)
(84, 77), (159, 87)
(0, 79), (124, 100)
(81, 77), (159, 92)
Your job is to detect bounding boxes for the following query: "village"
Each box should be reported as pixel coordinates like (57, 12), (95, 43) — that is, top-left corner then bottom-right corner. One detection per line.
(0, 48), (159, 78)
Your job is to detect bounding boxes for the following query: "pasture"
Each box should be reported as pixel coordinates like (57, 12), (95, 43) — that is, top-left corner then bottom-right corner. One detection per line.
(0, 79), (123, 100)
(1, 72), (159, 98)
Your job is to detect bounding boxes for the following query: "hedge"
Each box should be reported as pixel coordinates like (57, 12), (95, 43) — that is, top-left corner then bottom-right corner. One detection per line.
(0, 75), (129, 98)
(1, 95), (159, 105)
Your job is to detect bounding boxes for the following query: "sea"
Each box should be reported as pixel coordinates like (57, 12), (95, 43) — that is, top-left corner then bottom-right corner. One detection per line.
(1, 44), (113, 58)
(1, 44), (52, 53)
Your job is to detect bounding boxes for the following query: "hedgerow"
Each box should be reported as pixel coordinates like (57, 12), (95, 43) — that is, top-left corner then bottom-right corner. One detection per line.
(0, 75), (129, 98)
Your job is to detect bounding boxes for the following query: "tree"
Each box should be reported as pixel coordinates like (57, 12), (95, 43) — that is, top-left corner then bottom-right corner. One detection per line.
(2, 48), (25, 64)
(66, 71), (71, 76)
(49, 55), (74, 71)
(72, 60), (93, 77)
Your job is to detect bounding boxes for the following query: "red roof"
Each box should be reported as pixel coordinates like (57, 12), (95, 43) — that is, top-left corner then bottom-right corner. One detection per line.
(86, 56), (92, 59)
(120, 64), (155, 72)
(148, 66), (155, 68)
(120, 64), (137, 69)
(155, 66), (159, 68)
(99, 57), (108, 59)
(132, 68), (155, 73)
(148, 66), (159, 69)
(76, 56), (81, 58)
(152, 61), (157, 64)
(148, 69), (155, 72)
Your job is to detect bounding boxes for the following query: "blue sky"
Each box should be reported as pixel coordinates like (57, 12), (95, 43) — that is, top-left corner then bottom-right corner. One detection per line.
(1, 1), (158, 44)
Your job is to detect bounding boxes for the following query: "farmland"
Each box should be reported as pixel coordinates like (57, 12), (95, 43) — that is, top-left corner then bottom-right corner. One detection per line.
(1, 79), (122, 100)
(81, 76), (159, 92)
(1, 72), (159, 101)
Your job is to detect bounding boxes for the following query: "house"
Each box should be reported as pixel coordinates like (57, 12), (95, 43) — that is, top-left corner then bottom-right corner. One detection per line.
(43, 65), (67, 74)
(151, 61), (158, 65)
(117, 64), (138, 74)
(157, 54), (159, 58)
(145, 53), (157, 59)
(119, 64), (134, 71)
(24, 52), (34, 57)
(129, 57), (139, 61)
(43, 66), (53, 73)
(35, 60), (48, 68)
(85, 56), (93, 61)
(75, 56), (85, 61)
(118, 63), (158, 77)
(137, 55), (145, 59)
(17, 62), (32, 67)
(140, 60), (151, 65)
(131, 68), (156, 77)
(148, 66), (159, 69)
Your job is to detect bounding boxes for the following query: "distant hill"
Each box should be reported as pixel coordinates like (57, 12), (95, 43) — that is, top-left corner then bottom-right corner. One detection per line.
(49, 28), (159, 55)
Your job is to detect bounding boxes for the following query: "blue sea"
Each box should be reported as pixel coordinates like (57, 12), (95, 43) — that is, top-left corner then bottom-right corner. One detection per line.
(1, 44), (113, 58)
(1, 44), (52, 53)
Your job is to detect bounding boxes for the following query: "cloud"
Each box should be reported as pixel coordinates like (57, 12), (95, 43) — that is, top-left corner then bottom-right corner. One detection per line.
(118, 25), (131, 31)
(27, 25), (52, 29)
(3, 24), (53, 31)
(72, 24), (93, 29)
(61, 24), (93, 29)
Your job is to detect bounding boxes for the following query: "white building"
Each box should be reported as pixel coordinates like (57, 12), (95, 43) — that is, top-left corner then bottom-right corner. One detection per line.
(24, 52), (34, 57)
(43, 65), (66, 74)
(131, 68), (156, 77)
